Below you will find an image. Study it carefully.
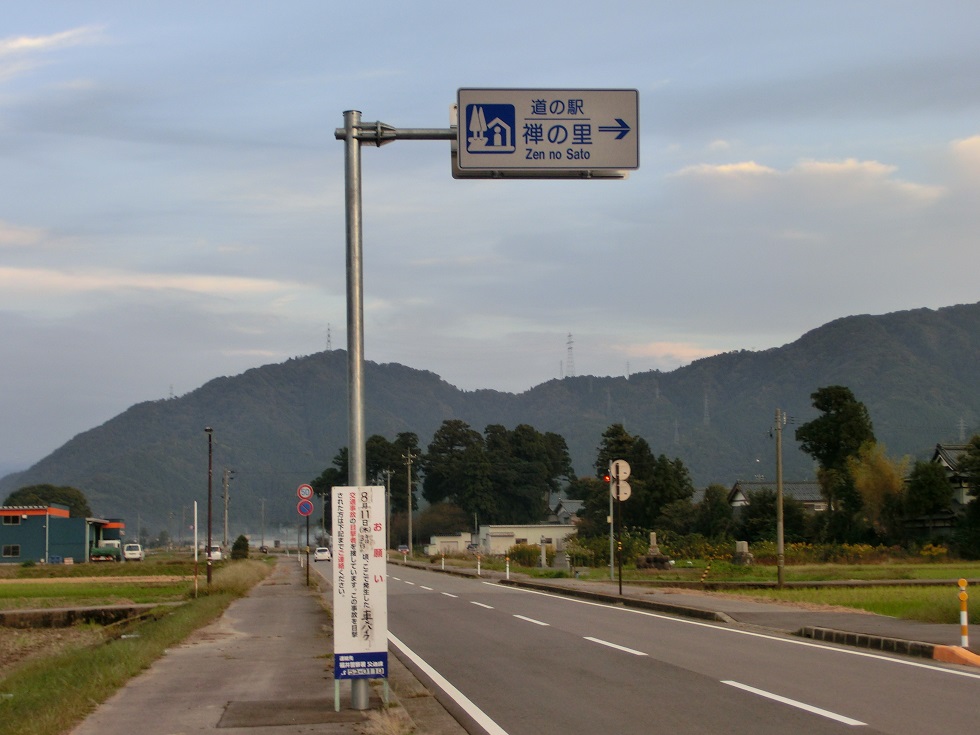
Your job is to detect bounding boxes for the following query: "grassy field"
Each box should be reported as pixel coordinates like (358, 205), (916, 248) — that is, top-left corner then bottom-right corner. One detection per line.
(0, 560), (272, 735)
(0, 559), (198, 579)
(721, 584), (979, 624)
(0, 578), (193, 609)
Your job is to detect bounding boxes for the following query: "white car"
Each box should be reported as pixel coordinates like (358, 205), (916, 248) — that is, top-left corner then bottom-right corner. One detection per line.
(206, 545), (222, 561)
(313, 547), (331, 562)
(123, 543), (144, 561)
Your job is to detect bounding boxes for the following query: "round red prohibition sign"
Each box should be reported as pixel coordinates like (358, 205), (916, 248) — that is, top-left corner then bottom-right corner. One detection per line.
(297, 499), (314, 516)
(297, 484), (314, 500)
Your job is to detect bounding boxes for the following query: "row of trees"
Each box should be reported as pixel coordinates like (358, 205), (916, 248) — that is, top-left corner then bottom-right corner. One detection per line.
(311, 420), (573, 530)
(311, 388), (980, 555)
(792, 385), (980, 553)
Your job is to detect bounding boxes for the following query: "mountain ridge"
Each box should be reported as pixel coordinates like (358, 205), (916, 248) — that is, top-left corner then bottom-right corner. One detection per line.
(3, 302), (978, 536)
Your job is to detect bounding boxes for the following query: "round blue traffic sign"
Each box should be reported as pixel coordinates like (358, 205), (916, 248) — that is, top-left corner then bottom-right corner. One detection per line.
(297, 499), (314, 516)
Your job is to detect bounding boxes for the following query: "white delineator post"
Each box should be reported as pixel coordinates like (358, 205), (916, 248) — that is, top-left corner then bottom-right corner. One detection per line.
(959, 578), (969, 648)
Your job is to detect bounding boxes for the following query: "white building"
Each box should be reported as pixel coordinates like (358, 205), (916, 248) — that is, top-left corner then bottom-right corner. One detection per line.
(476, 524), (577, 555)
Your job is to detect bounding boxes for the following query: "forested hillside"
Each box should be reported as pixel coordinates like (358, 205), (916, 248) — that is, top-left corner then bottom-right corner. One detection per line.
(2, 302), (978, 535)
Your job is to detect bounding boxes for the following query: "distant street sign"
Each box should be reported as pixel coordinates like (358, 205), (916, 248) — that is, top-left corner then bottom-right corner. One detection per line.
(456, 88), (638, 177)
(611, 459), (631, 481)
(613, 480), (631, 502)
(297, 484), (314, 500)
(297, 499), (314, 517)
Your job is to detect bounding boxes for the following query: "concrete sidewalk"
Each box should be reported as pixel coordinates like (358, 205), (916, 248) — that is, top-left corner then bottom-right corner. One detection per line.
(68, 557), (462, 735)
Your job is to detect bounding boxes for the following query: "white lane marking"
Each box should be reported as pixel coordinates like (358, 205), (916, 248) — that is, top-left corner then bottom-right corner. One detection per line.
(484, 582), (980, 680)
(442, 592), (459, 598)
(471, 601), (494, 610)
(420, 586), (433, 591)
(722, 680), (866, 726)
(404, 581), (415, 586)
(584, 636), (647, 656)
(389, 633), (509, 735)
(391, 576), (401, 581)
(513, 614), (549, 626)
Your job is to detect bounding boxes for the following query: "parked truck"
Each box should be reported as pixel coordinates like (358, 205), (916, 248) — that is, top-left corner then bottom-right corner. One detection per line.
(90, 539), (122, 562)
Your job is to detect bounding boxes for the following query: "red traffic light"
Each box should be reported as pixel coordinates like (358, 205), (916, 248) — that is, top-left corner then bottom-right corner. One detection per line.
(603, 474), (611, 483)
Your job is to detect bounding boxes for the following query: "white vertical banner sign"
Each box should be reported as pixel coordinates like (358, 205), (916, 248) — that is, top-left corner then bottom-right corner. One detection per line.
(332, 486), (388, 680)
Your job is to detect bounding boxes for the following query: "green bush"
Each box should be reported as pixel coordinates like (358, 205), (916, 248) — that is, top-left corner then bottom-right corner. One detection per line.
(656, 531), (734, 561)
(231, 535), (249, 560)
(507, 543), (555, 567)
(566, 529), (648, 567)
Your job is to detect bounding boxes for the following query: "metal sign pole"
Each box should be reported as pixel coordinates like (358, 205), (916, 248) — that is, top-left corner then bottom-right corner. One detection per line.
(341, 110), (371, 712)
(609, 461), (614, 581)
(336, 115), (454, 713)
(333, 100), (634, 709)
(617, 489), (623, 596)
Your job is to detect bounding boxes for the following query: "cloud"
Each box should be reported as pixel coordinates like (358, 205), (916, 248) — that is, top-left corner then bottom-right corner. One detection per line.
(0, 266), (309, 304)
(951, 135), (980, 174)
(0, 220), (43, 247)
(620, 340), (721, 365)
(0, 27), (105, 56)
(672, 157), (944, 205)
(674, 160), (776, 177)
(655, 52), (980, 136)
(0, 26), (106, 83)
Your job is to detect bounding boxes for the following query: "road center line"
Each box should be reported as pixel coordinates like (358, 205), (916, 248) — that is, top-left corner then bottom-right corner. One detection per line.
(420, 586), (433, 590)
(442, 592), (458, 598)
(583, 636), (647, 656)
(404, 581), (415, 586)
(470, 601), (494, 609)
(513, 614), (549, 626)
(722, 680), (866, 726)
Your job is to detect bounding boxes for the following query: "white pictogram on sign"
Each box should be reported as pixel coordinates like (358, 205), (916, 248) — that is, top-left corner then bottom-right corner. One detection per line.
(465, 104), (516, 154)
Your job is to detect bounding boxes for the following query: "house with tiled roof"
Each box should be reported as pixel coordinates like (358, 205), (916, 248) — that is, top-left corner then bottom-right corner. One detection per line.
(931, 443), (974, 506)
(728, 480), (827, 513)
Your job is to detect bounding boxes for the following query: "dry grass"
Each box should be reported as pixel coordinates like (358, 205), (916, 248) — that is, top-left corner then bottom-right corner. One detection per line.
(364, 707), (414, 735)
(0, 626), (106, 679)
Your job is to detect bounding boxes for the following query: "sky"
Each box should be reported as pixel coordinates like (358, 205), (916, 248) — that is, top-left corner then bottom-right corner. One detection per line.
(2, 1), (979, 473)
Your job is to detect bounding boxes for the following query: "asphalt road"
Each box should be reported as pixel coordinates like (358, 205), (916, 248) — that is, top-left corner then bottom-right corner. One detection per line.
(384, 565), (980, 735)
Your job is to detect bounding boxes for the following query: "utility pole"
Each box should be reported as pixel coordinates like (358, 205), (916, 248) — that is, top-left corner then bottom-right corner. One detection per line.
(381, 468), (393, 551)
(775, 408), (786, 589)
(222, 468), (234, 547)
(403, 451), (417, 557)
(205, 427), (213, 587)
(260, 498), (266, 550)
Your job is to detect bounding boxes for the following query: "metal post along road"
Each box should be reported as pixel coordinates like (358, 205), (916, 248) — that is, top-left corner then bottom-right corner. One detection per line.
(334, 89), (638, 709)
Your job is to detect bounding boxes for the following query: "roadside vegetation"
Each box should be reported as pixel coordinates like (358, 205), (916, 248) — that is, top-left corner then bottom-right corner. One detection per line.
(0, 559), (271, 735)
(411, 548), (979, 625)
(0, 578), (192, 609)
(725, 584), (977, 624)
